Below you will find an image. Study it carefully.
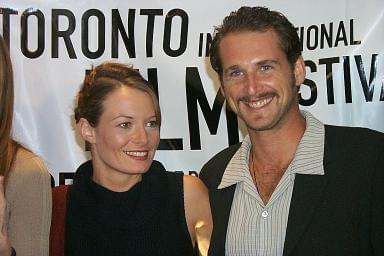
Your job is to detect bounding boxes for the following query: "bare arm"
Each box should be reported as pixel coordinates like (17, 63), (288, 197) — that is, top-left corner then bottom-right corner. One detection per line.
(183, 175), (212, 256)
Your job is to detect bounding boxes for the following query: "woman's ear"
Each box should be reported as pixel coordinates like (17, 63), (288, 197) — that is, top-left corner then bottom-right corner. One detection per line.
(78, 118), (96, 144)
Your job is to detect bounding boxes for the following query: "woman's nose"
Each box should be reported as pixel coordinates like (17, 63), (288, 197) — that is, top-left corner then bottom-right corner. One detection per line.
(132, 126), (148, 145)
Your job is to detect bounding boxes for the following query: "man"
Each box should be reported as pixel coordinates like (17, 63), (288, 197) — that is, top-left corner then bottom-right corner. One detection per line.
(199, 6), (384, 256)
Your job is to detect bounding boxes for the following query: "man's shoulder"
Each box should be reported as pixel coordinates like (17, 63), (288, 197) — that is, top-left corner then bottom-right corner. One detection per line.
(324, 125), (384, 158)
(201, 143), (241, 173)
(199, 143), (241, 189)
(325, 125), (384, 143)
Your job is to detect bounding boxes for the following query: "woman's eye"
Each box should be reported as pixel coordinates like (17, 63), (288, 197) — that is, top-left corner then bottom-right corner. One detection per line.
(119, 122), (132, 129)
(146, 120), (158, 128)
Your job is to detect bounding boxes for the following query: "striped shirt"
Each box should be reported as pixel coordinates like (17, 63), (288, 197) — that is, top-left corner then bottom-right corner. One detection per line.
(218, 111), (325, 256)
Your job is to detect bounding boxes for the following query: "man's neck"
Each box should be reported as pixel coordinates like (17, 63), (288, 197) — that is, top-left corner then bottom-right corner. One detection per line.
(248, 110), (306, 168)
(247, 111), (306, 204)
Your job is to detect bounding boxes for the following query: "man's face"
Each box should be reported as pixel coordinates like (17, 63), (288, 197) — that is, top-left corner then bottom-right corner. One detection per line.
(219, 30), (305, 132)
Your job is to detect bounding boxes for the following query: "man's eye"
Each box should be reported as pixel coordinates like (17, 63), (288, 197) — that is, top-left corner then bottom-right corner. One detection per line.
(119, 122), (131, 129)
(229, 69), (243, 77)
(260, 65), (273, 71)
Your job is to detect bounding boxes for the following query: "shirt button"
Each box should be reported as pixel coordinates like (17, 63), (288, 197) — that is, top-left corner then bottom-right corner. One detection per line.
(261, 210), (268, 218)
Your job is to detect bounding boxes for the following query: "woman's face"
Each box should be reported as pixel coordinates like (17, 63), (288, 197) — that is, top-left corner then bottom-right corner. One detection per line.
(85, 86), (160, 185)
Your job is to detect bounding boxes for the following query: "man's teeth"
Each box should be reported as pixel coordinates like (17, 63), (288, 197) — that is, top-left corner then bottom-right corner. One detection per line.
(247, 96), (273, 108)
(124, 151), (148, 157)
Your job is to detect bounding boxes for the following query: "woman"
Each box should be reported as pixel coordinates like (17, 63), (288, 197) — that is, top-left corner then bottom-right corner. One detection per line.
(0, 35), (52, 255)
(50, 62), (212, 256)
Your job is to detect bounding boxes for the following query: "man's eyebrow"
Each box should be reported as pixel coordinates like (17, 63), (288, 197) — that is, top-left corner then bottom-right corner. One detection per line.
(224, 65), (241, 73)
(255, 59), (279, 65)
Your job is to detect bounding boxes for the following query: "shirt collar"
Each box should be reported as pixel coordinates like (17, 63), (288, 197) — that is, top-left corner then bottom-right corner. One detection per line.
(218, 110), (325, 189)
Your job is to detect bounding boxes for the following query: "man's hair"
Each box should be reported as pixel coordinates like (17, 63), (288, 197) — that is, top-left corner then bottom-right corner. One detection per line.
(210, 6), (302, 78)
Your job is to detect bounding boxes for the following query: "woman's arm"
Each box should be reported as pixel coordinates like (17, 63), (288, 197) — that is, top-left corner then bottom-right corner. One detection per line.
(183, 175), (213, 256)
(6, 151), (52, 256)
(0, 176), (13, 256)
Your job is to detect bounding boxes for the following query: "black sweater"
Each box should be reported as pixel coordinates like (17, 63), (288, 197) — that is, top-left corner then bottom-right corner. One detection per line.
(65, 160), (193, 256)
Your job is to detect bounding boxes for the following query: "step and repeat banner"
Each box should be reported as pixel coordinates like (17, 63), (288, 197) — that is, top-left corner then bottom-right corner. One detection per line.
(1, 0), (383, 185)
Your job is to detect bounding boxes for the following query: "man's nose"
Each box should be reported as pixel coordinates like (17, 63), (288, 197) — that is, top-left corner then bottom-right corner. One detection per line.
(245, 71), (262, 95)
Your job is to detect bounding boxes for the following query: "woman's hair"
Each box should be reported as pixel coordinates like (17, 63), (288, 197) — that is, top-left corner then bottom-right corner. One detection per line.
(74, 62), (161, 127)
(0, 34), (20, 180)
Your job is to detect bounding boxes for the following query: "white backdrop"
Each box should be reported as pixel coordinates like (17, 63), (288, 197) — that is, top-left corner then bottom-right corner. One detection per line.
(1, 0), (383, 185)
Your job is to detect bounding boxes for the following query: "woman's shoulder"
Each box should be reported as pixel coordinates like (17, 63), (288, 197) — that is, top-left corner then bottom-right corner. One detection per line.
(6, 148), (52, 211)
(163, 172), (208, 196)
(183, 175), (208, 195)
(10, 148), (50, 181)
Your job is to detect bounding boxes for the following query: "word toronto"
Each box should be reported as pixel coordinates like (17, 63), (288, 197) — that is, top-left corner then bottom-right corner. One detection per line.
(0, 7), (368, 58)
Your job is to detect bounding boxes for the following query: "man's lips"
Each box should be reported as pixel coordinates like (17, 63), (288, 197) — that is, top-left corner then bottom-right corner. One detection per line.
(240, 94), (275, 109)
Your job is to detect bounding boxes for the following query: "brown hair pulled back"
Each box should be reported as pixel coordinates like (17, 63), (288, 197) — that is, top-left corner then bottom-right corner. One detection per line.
(74, 62), (161, 127)
(0, 35), (20, 180)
